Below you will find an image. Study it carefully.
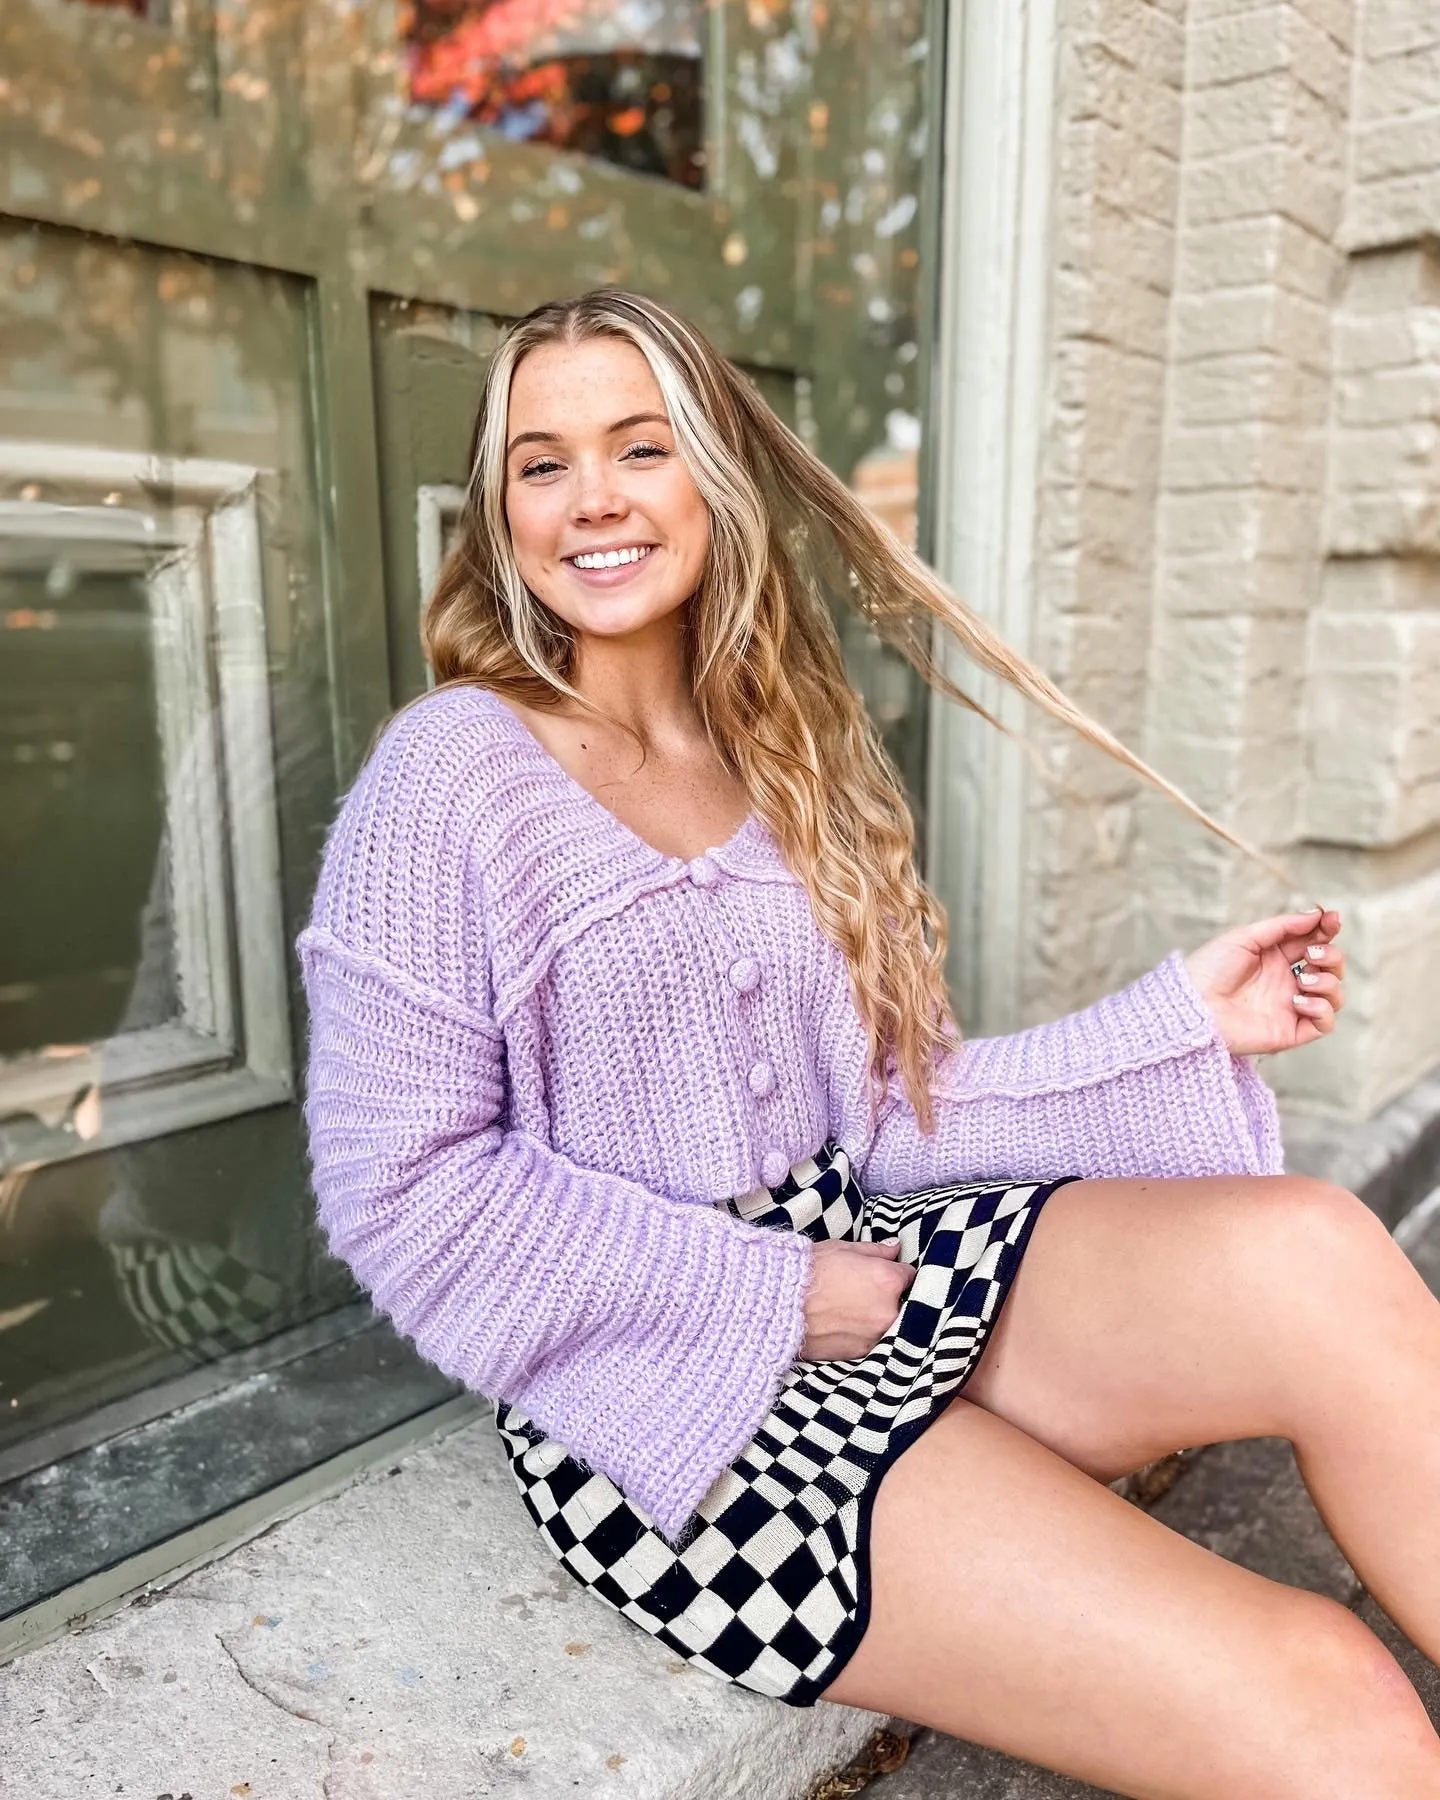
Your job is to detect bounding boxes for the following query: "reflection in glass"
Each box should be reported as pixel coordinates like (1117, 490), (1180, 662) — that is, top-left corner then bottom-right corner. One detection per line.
(0, 543), (174, 1059)
(401, 0), (706, 189)
(72, 0), (169, 18)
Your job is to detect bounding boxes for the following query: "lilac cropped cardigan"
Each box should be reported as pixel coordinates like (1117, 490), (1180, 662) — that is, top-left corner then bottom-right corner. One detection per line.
(298, 683), (1283, 1539)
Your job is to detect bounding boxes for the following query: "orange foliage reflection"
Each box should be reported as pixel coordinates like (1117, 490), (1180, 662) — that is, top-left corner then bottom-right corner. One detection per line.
(401, 0), (705, 189)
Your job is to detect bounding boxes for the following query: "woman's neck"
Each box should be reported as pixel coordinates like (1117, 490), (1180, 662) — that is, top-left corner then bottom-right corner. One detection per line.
(569, 620), (697, 746)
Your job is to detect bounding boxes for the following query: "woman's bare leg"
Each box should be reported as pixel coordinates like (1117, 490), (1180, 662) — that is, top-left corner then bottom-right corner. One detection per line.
(963, 1175), (1440, 1662)
(824, 1399), (1440, 1799)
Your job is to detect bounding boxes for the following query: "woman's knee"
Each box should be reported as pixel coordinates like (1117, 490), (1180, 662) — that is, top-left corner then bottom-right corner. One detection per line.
(1241, 1176), (1393, 1300)
(1278, 1591), (1435, 1750)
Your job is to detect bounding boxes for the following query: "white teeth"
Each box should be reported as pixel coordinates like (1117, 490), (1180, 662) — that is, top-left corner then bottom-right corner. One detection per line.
(572, 546), (651, 570)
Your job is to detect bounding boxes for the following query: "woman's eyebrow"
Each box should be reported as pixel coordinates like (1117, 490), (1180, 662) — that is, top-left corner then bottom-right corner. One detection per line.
(505, 412), (670, 456)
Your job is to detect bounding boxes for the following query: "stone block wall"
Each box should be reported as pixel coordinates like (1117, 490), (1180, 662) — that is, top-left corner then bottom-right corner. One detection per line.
(1003, 0), (1440, 1126)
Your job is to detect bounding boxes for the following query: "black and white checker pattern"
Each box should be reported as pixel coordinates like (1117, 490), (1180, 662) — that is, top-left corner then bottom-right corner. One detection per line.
(497, 1144), (1074, 1706)
(106, 1240), (285, 1363)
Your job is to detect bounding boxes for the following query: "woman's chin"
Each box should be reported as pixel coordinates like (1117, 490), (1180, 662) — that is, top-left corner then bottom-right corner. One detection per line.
(565, 594), (692, 641)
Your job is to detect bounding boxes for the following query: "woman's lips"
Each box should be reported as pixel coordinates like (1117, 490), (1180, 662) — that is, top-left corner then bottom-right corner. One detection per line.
(564, 545), (657, 588)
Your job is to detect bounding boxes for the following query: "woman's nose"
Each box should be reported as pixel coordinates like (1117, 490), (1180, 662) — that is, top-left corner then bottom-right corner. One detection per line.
(570, 458), (627, 522)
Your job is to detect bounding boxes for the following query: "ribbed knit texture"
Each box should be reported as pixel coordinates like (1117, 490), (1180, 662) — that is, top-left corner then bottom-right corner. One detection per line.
(299, 684), (1284, 1540)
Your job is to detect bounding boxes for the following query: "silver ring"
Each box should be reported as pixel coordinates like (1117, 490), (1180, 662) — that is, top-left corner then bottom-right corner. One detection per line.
(1290, 959), (1309, 981)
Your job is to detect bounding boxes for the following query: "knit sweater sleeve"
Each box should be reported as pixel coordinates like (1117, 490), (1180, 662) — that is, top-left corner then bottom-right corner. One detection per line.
(859, 951), (1284, 1192)
(296, 696), (812, 1543)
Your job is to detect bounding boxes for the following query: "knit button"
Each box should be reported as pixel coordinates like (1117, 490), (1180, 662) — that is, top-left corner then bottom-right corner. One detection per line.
(747, 1060), (776, 1098)
(727, 956), (760, 993)
(761, 1149), (790, 1188)
(687, 854), (718, 888)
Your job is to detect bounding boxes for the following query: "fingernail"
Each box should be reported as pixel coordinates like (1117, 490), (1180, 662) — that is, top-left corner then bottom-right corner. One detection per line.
(1298, 971), (1319, 986)
(1307, 945), (1326, 959)
(1293, 993), (1313, 1008)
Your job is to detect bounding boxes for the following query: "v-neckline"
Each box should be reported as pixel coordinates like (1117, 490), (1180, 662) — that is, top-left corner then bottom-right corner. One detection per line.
(481, 688), (758, 869)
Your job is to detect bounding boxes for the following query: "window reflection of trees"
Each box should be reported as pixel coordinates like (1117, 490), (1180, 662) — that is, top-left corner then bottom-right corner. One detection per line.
(73, 0), (164, 17)
(401, 0), (705, 189)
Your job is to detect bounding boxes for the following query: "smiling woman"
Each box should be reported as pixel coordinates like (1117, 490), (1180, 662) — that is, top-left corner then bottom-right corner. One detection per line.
(504, 348), (708, 634)
(296, 287), (1440, 1796)
(491, 338), (744, 855)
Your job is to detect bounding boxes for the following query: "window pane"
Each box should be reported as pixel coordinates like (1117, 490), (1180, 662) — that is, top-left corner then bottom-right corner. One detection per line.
(401, 0), (706, 189)
(0, 547), (175, 1058)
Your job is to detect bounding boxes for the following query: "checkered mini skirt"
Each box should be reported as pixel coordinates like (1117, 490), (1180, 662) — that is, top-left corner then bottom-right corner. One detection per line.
(496, 1143), (1074, 1707)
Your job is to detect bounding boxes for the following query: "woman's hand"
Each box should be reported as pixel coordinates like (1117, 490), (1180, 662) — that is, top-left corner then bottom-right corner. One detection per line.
(800, 1239), (915, 1361)
(1184, 906), (1345, 1057)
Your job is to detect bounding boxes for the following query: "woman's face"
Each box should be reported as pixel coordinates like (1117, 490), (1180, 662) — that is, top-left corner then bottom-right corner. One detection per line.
(503, 336), (711, 643)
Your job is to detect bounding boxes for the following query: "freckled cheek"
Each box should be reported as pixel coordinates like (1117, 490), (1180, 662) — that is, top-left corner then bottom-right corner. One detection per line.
(667, 486), (711, 580)
(505, 488), (565, 582)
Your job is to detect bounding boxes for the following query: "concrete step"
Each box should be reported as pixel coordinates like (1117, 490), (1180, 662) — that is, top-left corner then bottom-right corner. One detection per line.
(0, 1410), (889, 1799)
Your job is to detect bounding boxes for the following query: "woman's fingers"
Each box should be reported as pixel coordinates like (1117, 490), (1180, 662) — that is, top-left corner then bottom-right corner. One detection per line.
(1299, 939), (1346, 977)
(1294, 970), (1344, 1011)
(1292, 992), (1337, 1032)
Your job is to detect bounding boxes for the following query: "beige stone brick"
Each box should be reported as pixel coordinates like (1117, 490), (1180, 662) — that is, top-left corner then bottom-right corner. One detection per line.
(1359, 0), (1440, 63)
(1184, 143), (1345, 238)
(1073, 480), (1167, 562)
(1149, 613), (1258, 736)
(1170, 350), (1329, 426)
(1295, 0), (1357, 53)
(1334, 307), (1440, 372)
(1068, 550), (1166, 621)
(1075, 0), (1188, 86)
(1354, 109), (1440, 185)
(1191, 0), (1356, 53)
(1058, 122), (1182, 230)
(1319, 554), (1440, 611)
(1161, 486), (1324, 558)
(1340, 243), (1440, 310)
(1077, 337), (1171, 415)
(1165, 419), (1328, 491)
(1187, 70), (1345, 168)
(1327, 426), (1440, 549)
(1303, 608), (1440, 848)
(1172, 284), (1330, 366)
(1327, 487), (1440, 557)
(1267, 863), (1440, 1116)
(1053, 263), (1173, 359)
(1330, 419), (1440, 477)
(1176, 214), (1337, 298)
(1066, 40), (1186, 151)
(1343, 169), (1440, 249)
(1191, 7), (1350, 106)
(1091, 199), (1179, 291)
(1143, 725), (1249, 812)
(1354, 42), (1440, 120)
(1335, 362), (1440, 426)
(1186, 71), (1294, 158)
(1162, 552), (1321, 616)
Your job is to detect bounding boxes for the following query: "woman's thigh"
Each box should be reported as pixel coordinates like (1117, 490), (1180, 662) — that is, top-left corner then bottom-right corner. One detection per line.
(824, 1400), (1440, 1799)
(961, 1173), (1426, 1480)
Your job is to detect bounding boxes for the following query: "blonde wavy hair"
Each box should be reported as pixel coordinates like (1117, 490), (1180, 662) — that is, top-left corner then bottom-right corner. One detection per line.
(424, 289), (1266, 1133)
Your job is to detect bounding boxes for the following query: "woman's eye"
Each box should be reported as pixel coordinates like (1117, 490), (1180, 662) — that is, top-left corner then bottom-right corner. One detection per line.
(519, 457), (563, 479)
(623, 442), (668, 462)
